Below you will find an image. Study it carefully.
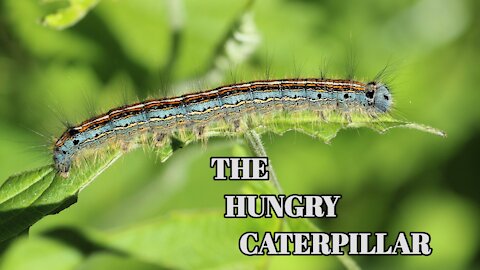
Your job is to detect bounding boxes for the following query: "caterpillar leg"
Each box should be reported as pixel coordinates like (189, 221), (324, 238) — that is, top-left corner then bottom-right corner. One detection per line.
(195, 125), (206, 138)
(154, 133), (167, 147)
(120, 141), (132, 152)
(233, 119), (241, 132)
(318, 111), (327, 122)
(344, 113), (352, 123)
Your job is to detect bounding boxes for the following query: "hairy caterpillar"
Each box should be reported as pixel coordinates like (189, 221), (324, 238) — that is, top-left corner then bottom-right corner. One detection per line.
(54, 78), (392, 177)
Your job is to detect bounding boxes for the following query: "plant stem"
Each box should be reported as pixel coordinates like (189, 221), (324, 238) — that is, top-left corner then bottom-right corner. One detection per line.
(243, 130), (360, 270)
(244, 130), (283, 270)
(244, 130), (283, 194)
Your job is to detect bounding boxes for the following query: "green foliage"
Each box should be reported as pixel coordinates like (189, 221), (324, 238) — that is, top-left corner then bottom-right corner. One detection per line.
(0, 151), (121, 242)
(0, 0), (478, 269)
(0, 113), (443, 247)
(41, 0), (100, 30)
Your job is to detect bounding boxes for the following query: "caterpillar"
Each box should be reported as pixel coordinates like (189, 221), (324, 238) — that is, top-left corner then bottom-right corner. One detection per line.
(53, 78), (393, 177)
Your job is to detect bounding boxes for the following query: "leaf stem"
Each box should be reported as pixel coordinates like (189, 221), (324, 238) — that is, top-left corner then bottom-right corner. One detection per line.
(244, 130), (283, 194)
(243, 130), (360, 270)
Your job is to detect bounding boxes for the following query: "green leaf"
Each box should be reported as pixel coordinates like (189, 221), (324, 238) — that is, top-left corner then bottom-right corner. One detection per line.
(0, 150), (121, 242)
(0, 113), (444, 243)
(59, 211), (278, 269)
(41, 0), (100, 30)
(0, 229), (171, 270)
(1, 211), (279, 269)
(254, 113), (446, 143)
(78, 253), (167, 270)
(0, 235), (83, 270)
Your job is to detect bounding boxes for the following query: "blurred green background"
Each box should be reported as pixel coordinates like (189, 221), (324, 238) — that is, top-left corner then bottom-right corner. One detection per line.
(0, 0), (479, 269)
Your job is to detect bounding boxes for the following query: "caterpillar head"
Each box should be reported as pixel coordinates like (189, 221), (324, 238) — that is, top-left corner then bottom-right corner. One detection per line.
(365, 82), (393, 113)
(53, 138), (73, 178)
(53, 146), (72, 177)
